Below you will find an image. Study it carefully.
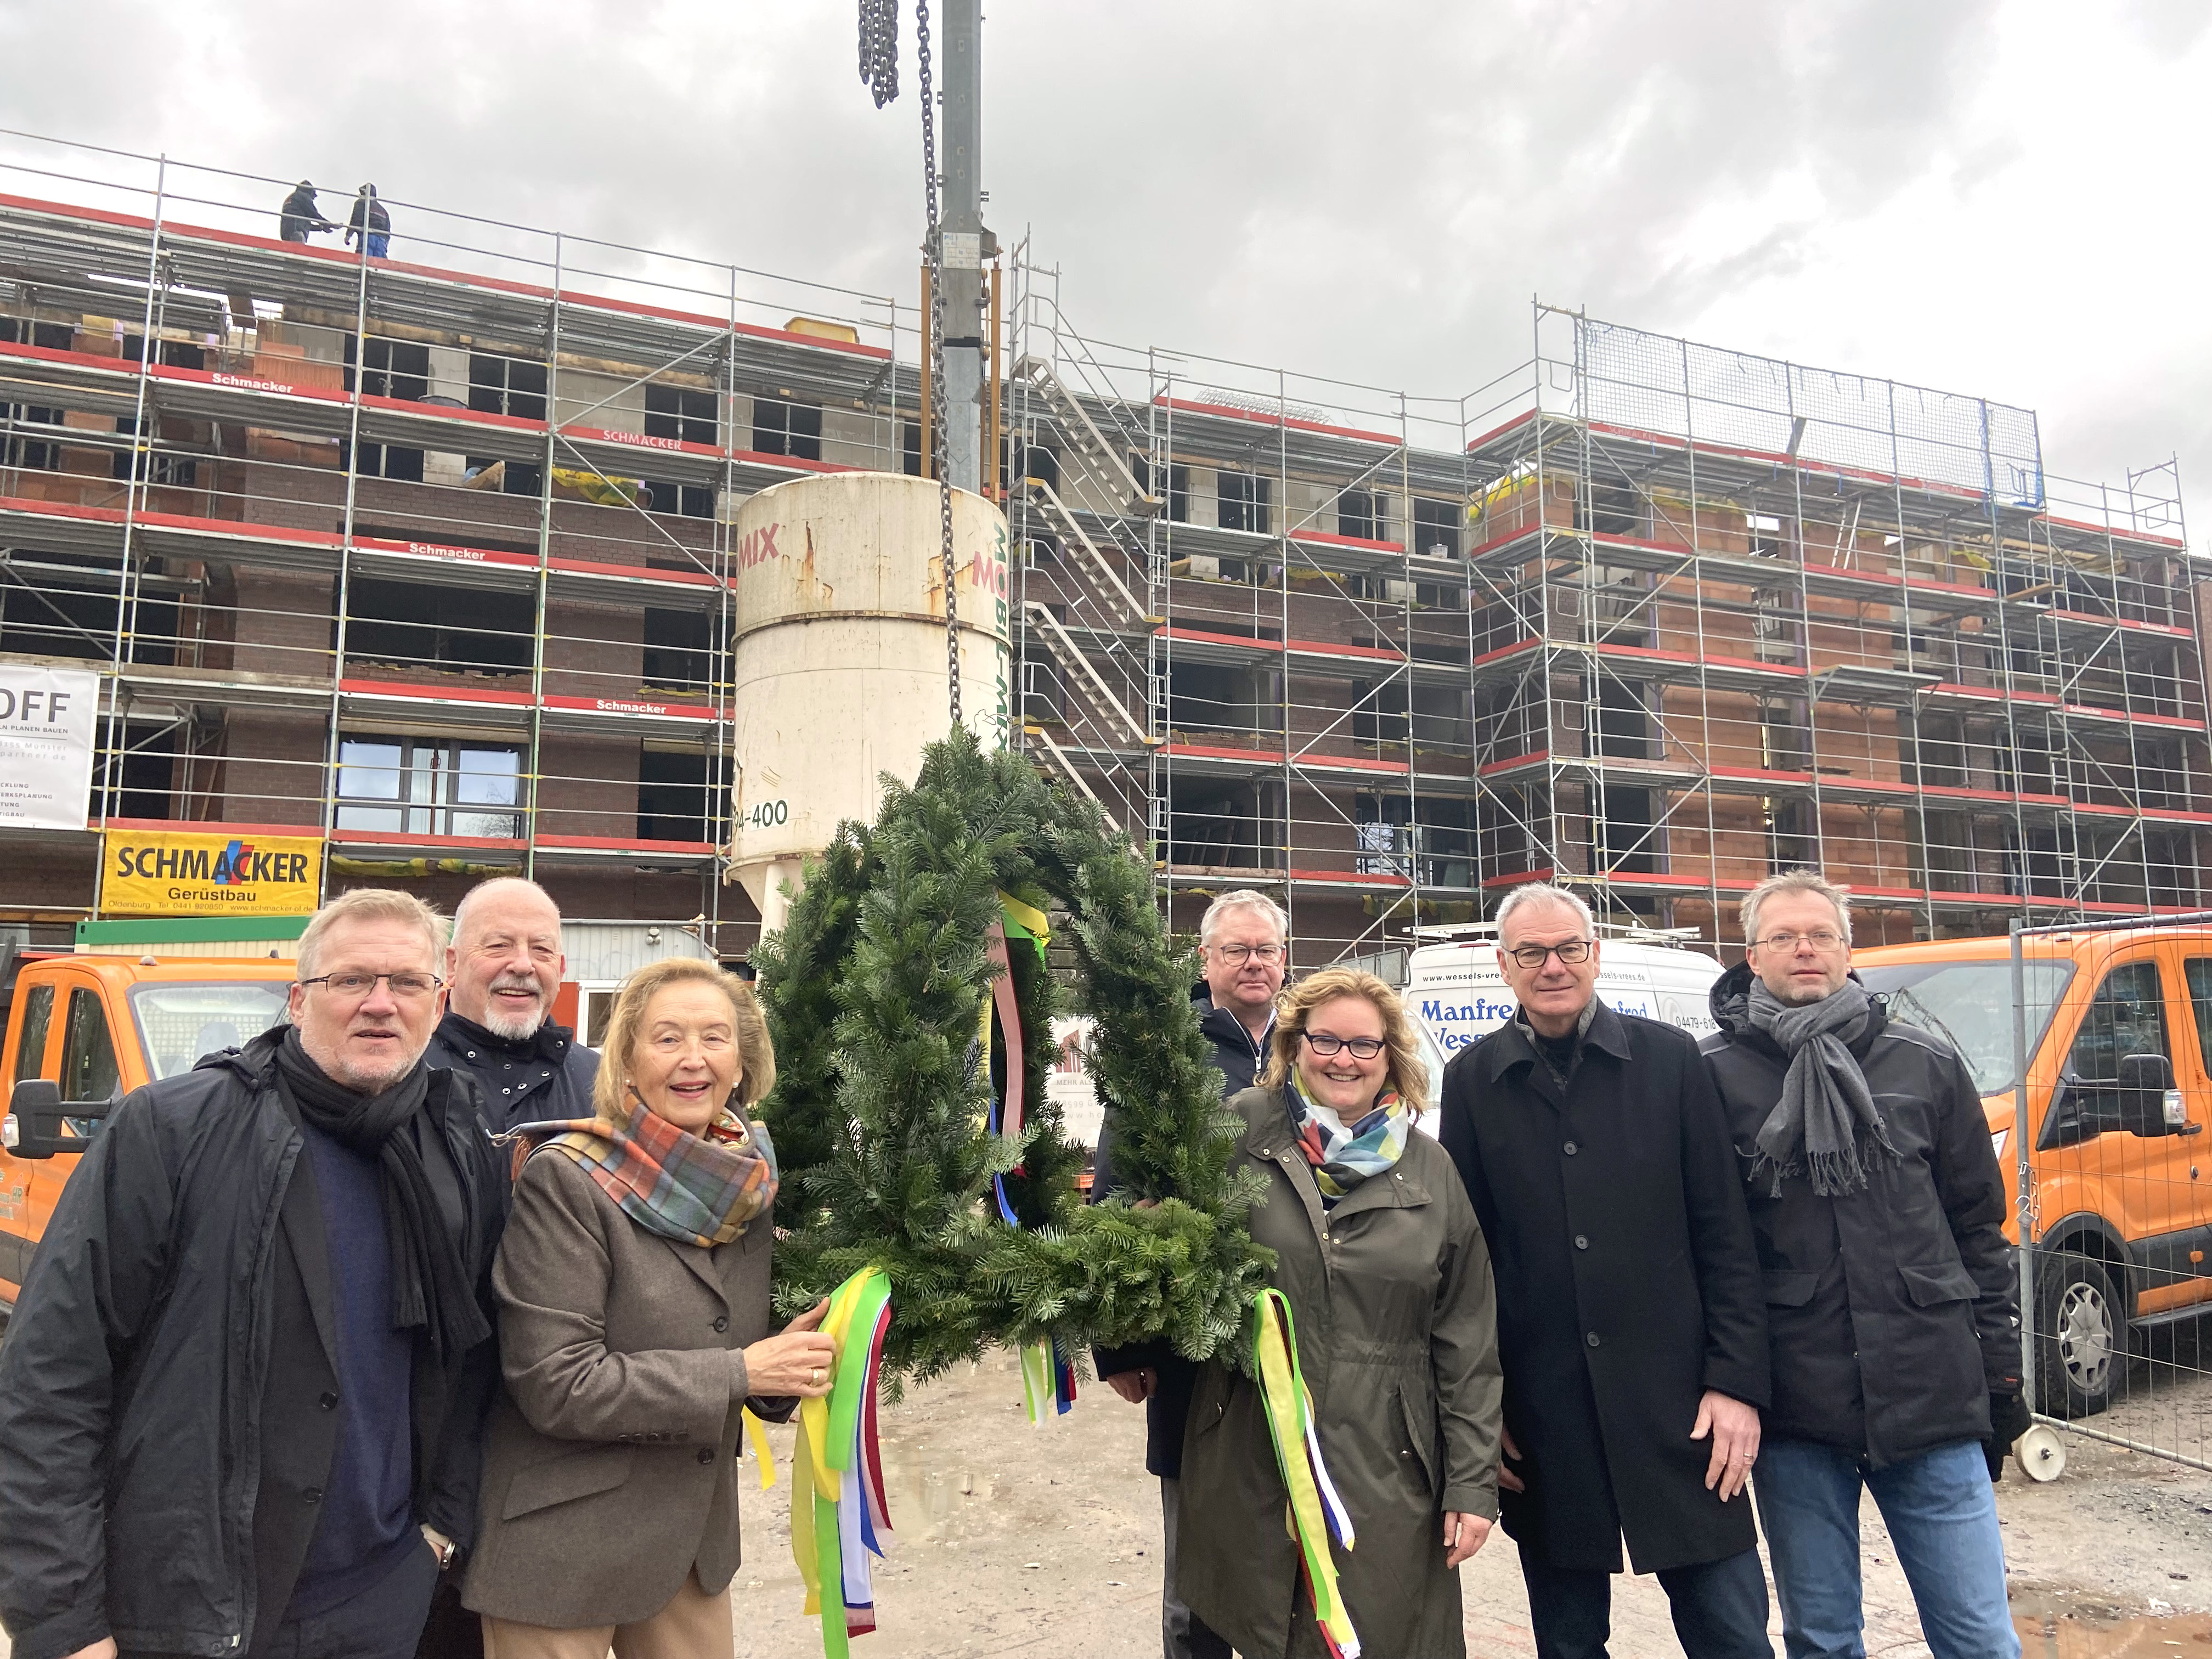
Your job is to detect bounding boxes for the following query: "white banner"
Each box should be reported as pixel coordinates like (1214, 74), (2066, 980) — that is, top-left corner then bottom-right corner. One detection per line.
(0, 667), (99, 831)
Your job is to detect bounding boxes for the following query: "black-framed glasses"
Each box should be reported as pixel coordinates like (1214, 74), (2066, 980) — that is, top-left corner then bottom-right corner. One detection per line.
(297, 971), (444, 998)
(1302, 1031), (1385, 1060)
(1214, 943), (1283, 965)
(1505, 939), (1593, 969)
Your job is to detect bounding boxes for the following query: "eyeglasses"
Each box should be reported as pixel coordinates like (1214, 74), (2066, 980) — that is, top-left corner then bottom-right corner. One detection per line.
(1505, 939), (1593, 969)
(298, 971), (444, 998)
(1754, 930), (1846, 955)
(1214, 944), (1283, 965)
(1302, 1032), (1385, 1059)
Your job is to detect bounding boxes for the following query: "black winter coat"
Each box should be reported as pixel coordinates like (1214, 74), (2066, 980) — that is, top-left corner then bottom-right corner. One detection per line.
(1092, 991), (1271, 1478)
(278, 186), (332, 239)
(1700, 963), (2020, 1468)
(1437, 1002), (1769, 1573)
(0, 1034), (504, 1659)
(425, 1011), (599, 1136)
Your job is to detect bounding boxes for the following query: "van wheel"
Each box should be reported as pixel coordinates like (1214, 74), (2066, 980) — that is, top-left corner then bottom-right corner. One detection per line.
(2037, 1252), (2123, 1418)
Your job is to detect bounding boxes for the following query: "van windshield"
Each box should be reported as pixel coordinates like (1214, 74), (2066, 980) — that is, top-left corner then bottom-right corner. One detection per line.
(1854, 959), (2074, 1096)
(129, 981), (290, 1080)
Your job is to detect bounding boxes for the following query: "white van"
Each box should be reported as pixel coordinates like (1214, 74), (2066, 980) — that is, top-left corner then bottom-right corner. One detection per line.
(1391, 925), (1728, 1116)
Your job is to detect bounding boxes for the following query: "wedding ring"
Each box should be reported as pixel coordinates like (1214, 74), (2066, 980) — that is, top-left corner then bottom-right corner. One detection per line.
(811, 1367), (824, 1386)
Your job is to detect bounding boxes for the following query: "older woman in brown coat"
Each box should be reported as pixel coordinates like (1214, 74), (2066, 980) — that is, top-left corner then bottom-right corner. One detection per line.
(462, 958), (834, 1658)
(1177, 968), (1504, 1658)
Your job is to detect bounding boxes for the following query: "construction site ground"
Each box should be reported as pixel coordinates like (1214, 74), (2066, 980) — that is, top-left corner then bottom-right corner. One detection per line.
(0, 1348), (2204, 1657)
(722, 1348), (2212, 1659)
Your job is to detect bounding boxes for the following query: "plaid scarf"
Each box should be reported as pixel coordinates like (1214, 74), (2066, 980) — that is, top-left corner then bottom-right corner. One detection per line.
(516, 1091), (778, 1248)
(1288, 1077), (1409, 1208)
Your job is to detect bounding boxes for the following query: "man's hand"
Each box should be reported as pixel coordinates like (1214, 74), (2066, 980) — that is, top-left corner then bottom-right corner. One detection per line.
(1690, 1389), (1762, 1502)
(1497, 1425), (1527, 1494)
(62, 1642), (117, 1659)
(1443, 1510), (1492, 1568)
(1105, 1367), (1158, 1405)
(1984, 1390), (2032, 1481)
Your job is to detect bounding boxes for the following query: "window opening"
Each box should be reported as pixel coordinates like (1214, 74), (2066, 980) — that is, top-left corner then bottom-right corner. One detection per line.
(752, 397), (822, 460)
(336, 737), (524, 839)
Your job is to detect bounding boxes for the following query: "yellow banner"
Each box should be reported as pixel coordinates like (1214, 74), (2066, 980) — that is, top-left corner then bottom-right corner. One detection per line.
(104, 829), (323, 917)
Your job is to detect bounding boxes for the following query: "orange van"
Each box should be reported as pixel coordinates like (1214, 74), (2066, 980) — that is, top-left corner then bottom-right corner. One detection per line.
(0, 950), (291, 1305)
(1853, 927), (2211, 1417)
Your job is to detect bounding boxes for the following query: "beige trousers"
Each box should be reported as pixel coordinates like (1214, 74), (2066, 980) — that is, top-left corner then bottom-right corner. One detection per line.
(480, 1571), (735, 1659)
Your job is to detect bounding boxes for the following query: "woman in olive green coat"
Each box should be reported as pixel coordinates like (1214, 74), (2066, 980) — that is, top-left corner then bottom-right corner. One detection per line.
(1177, 967), (1504, 1658)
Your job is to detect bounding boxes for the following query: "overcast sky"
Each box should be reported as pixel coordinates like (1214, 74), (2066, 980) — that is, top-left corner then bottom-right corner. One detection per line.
(3, 0), (2207, 541)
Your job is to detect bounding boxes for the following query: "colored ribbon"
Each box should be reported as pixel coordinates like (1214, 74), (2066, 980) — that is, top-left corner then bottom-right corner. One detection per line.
(791, 1266), (896, 1655)
(986, 893), (1052, 1223)
(1254, 1288), (1359, 1658)
(741, 1406), (776, 1489)
(1018, 1336), (1079, 1426)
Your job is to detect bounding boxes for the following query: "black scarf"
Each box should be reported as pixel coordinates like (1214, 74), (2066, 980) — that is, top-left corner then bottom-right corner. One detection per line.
(274, 1029), (489, 1363)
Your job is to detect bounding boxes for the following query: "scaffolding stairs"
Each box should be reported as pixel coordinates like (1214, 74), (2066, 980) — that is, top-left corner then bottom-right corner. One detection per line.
(1015, 354), (1159, 518)
(1022, 721), (1110, 814)
(1022, 475), (1158, 631)
(1023, 600), (1156, 749)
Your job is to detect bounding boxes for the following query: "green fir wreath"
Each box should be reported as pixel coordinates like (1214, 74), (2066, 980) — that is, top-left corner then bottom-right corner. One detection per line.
(752, 726), (1273, 1391)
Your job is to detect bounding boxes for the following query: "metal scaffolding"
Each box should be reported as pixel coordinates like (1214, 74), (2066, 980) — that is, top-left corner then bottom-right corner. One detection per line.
(1, 132), (2202, 968)
(1004, 283), (2205, 967)
(0, 136), (916, 953)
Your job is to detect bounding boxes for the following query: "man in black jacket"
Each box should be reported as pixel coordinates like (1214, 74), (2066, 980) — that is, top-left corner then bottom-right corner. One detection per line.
(425, 877), (597, 1135)
(1093, 887), (1285, 1659)
(278, 180), (335, 244)
(1439, 883), (1772, 1659)
(1702, 870), (2024, 1659)
(0, 889), (503, 1659)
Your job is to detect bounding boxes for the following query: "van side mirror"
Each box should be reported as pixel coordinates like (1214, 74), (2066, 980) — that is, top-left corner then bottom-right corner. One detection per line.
(2115, 1052), (2179, 1138)
(3, 1079), (109, 1160)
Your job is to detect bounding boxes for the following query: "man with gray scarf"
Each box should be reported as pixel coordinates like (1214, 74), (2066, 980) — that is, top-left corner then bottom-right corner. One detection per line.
(1702, 871), (2024, 1659)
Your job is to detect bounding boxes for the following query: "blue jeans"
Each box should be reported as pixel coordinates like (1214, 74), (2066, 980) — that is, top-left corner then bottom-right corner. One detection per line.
(1755, 1439), (2018, 1659)
(365, 233), (390, 258)
(1519, 1545), (1772, 1659)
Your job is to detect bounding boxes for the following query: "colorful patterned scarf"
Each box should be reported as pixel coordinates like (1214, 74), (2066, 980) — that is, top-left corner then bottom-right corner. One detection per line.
(1288, 1078), (1409, 1208)
(516, 1091), (779, 1247)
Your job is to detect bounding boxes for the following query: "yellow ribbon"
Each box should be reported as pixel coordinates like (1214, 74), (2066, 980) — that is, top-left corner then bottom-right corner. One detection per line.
(741, 1406), (776, 1489)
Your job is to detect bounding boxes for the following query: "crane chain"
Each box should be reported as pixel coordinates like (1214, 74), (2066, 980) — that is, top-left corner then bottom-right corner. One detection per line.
(857, 0), (961, 729)
(916, 0), (960, 727)
(857, 0), (899, 108)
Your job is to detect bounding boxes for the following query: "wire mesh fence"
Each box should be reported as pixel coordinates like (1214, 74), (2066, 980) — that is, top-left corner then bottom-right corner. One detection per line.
(2002, 915), (2212, 1476)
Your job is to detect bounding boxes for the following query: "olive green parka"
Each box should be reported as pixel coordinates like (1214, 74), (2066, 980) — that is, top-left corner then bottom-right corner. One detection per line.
(1177, 1085), (1503, 1658)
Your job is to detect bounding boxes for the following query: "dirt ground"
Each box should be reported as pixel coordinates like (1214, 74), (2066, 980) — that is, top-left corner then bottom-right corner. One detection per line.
(3, 1350), (2206, 1658)
(724, 1349), (2212, 1659)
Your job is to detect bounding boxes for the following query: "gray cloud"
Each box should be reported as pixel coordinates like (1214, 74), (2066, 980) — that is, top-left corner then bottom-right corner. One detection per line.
(0, 0), (2200, 528)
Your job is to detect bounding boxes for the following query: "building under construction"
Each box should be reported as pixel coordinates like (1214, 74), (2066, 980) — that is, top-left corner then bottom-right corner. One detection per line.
(1, 139), (2202, 969)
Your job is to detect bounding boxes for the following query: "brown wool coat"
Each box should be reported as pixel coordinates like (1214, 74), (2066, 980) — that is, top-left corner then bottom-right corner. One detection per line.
(461, 1149), (788, 1628)
(1177, 1086), (1504, 1659)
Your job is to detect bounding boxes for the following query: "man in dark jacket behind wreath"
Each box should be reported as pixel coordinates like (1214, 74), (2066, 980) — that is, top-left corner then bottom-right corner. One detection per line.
(414, 877), (593, 1658)
(1701, 869), (2024, 1659)
(0, 888), (504, 1659)
(1092, 887), (1285, 1659)
(425, 877), (598, 1136)
(1438, 882), (1773, 1659)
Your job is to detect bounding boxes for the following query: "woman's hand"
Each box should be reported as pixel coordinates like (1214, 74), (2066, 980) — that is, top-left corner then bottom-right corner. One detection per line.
(741, 1298), (837, 1396)
(1442, 1510), (1491, 1568)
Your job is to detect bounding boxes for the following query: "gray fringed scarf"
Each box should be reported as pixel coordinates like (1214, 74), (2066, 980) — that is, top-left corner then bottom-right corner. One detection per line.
(1742, 978), (1901, 1197)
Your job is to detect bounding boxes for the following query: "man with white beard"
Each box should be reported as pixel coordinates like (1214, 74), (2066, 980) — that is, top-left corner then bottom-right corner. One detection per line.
(424, 878), (598, 1135)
